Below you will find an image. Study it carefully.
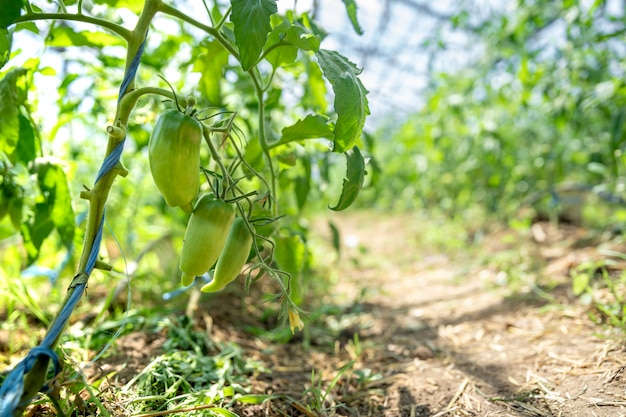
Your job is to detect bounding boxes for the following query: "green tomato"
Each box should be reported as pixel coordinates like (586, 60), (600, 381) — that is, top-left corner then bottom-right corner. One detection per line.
(179, 193), (235, 286)
(201, 217), (254, 293)
(149, 109), (202, 212)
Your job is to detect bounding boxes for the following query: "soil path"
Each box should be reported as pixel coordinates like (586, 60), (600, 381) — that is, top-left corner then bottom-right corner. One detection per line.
(92, 212), (626, 417)
(227, 212), (626, 417)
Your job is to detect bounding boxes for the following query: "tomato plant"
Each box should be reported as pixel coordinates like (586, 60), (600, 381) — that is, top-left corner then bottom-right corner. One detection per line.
(0, 0), (370, 413)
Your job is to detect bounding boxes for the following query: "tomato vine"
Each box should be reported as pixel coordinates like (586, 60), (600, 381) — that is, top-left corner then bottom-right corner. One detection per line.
(0, 0), (370, 413)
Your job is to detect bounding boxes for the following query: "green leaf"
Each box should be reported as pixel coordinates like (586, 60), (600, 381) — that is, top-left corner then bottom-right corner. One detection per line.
(21, 200), (54, 264)
(35, 162), (75, 248)
(236, 394), (277, 404)
(0, 0), (22, 29)
(193, 41), (229, 105)
(230, 0), (278, 70)
(16, 111), (37, 163)
(8, 193), (22, 229)
(573, 272), (591, 296)
(47, 25), (125, 48)
(0, 68), (27, 160)
(264, 21), (321, 69)
(274, 234), (306, 304)
(329, 145), (365, 211)
(0, 28), (12, 70)
(341, 0), (364, 35)
(304, 58), (327, 111)
(316, 50), (369, 152)
(209, 408), (240, 417)
(264, 17), (297, 68)
(278, 114), (333, 145)
(93, 0), (143, 13)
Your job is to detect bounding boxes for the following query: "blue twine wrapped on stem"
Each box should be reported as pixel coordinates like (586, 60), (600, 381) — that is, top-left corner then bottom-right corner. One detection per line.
(0, 33), (147, 417)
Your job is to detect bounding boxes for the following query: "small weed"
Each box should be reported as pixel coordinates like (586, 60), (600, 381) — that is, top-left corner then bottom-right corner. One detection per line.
(571, 253), (626, 330)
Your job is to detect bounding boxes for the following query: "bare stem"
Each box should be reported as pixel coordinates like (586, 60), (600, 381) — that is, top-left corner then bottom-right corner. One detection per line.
(13, 12), (133, 41)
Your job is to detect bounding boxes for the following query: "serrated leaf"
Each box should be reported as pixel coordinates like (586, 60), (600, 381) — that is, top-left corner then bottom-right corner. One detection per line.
(0, 0), (22, 29)
(193, 41), (229, 105)
(0, 28), (12, 70)
(278, 114), (333, 146)
(47, 25), (125, 48)
(341, 0), (364, 35)
(264, 18), (321, 68)
(316, 50), (369, 152)
(230, 0), (277, 70)
(264, 16), (297, 68)
(329, 145), (365, 211)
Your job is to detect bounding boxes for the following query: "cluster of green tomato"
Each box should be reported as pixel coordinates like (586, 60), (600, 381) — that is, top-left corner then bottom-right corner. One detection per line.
(148, 106), (253, 293)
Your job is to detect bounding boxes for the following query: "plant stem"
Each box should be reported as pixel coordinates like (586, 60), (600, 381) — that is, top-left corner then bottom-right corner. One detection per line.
(16, 2), (160, 413)
(117, 87), (175, 123)
(202, 125), (231, 197)
(249, 68), (278, 215)
(157, 3), (240, 60)
(13, 12), (133, 41)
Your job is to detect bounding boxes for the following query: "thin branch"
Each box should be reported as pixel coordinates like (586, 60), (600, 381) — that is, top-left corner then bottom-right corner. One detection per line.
(13, 12), (133, 42)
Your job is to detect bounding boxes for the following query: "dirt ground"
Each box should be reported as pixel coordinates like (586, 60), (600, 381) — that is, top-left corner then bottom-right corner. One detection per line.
(34, 212), (626, 416)
(226, 213), (626, 417)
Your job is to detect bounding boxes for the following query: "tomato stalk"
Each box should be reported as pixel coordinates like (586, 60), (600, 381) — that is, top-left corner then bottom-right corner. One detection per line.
(14, 1), (160, 411)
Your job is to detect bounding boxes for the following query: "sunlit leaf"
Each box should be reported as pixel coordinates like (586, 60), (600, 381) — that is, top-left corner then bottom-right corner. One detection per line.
(16, 112), (37, 163)
(236, 394), (277, 404)
(230, 0), (278, 70)
(304, 58), (327, 111)
(329, 145), (365, 211)
(0, 68), (27, 160)
(340, 0), (363, 35)
(47, 26), (125, 48)
(264, 17), (320, 68)
(93, 0), (143, 13)
(316, 50), (369, 153)
(0, 28), (11, 70)
(278, 114), (333, 145)
(264, 17), (297, 68)
(210, 407), (240, 417)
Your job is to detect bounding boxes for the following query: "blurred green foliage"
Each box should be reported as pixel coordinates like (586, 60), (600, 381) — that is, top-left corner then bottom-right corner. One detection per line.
(369, 0), (626, 225)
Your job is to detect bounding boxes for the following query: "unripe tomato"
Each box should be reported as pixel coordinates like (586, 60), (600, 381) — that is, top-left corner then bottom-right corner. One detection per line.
(179, 193), (235, 286)
(201, 217), (254, 293)
(149, 109), (202, 212)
